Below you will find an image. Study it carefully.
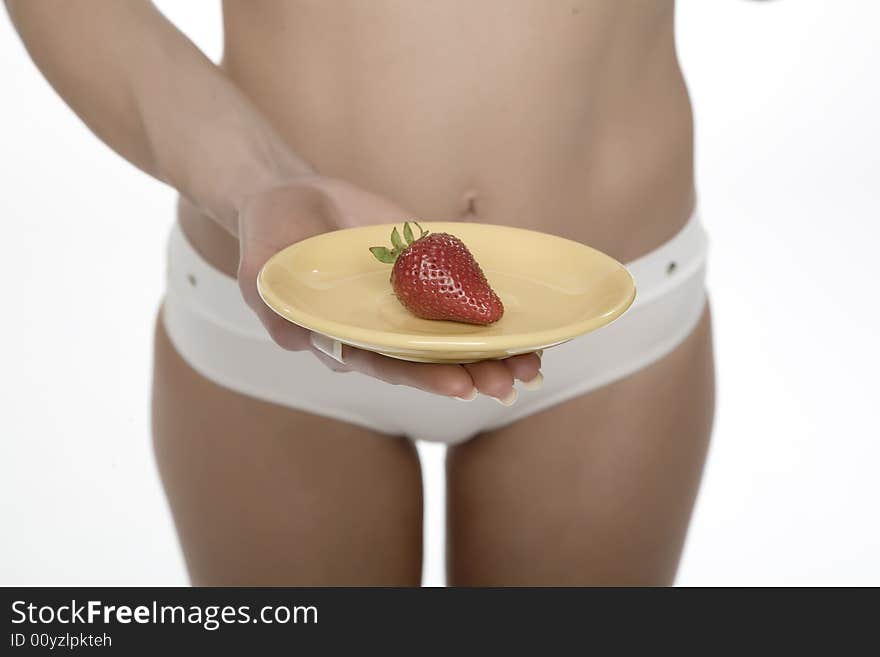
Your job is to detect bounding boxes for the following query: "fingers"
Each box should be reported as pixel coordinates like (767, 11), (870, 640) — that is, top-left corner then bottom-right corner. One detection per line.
(463, 351), (543, 404)
(312, 344), (546, 405)
(341, 347), (476, 398)
(310, 339), (546, 404)
(502, 352), (543, 390)
(239, 271), (547, 405)
(463, 360), (516, 405)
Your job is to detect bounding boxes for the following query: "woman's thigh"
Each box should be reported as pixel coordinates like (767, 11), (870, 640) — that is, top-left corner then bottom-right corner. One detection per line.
(446, 304), (716, 586)
(151, 310), (423, 586)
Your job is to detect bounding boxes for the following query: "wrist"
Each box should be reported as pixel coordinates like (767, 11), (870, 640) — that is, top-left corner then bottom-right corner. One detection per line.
(219, 136), (314, 236)
(156, 90), (314, 236)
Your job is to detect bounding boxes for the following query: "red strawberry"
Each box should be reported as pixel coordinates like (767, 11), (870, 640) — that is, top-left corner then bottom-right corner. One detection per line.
(370, 222), (504, 325)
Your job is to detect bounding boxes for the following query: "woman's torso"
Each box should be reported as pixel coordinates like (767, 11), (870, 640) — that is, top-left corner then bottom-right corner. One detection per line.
(181, 0), (695, 275)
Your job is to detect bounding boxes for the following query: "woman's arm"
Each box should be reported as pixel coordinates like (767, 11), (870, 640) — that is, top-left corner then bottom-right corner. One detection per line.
(5, 0), (308, 234)
(5, 0), (540, 400)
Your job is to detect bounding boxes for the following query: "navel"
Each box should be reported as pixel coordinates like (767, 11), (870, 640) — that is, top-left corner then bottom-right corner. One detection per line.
(460, 190), (479, 219)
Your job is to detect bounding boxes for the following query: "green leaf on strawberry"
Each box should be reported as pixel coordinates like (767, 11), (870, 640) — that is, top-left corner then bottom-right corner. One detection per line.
(369, 221), (429, 264)
(390, 226), (405, 252)
(369, 246), (397, 264)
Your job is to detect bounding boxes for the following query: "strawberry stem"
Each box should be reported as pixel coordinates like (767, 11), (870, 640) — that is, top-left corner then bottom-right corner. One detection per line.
(369, 221), (428, 264)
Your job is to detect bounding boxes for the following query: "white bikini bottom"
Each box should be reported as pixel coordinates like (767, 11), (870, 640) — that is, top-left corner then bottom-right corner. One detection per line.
(162, 214), (708, 445)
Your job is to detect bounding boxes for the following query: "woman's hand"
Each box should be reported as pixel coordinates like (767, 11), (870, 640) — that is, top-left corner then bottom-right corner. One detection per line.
(236, 177), (541, 403)
(6, 0), (540, 401)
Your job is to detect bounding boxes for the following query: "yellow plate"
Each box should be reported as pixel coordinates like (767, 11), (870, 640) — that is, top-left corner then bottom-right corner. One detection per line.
(257, 222), (636, 363)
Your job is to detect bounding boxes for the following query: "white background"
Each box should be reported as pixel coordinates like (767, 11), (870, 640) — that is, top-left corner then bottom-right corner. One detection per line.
(1, 0), (878, 586)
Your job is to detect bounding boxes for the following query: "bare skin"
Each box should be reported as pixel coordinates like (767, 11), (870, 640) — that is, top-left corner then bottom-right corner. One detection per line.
(152, 312), (424, 586)
(9, 0), (714, 584)
(447, 306), (715, 585)
(188, 0), (694, 272)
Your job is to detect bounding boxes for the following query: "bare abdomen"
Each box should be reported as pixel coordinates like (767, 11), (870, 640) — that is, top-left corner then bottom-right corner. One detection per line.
(182, 0), (694, 275)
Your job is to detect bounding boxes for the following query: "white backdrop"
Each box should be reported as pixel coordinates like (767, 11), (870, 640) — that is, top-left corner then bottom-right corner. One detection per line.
(1, 1), (878, 586)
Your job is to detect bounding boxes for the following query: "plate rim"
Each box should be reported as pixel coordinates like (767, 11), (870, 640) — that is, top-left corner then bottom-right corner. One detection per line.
(257, 222), (637, 355)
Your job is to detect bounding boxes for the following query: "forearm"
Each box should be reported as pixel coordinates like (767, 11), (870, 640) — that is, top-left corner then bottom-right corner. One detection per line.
(5, 0), (310, 233)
